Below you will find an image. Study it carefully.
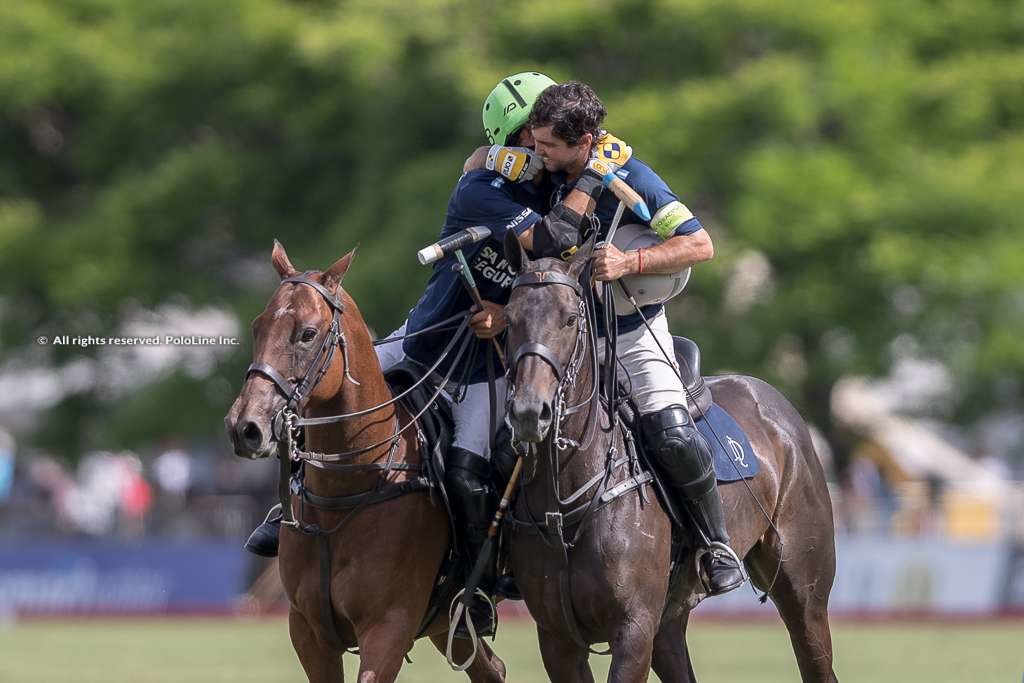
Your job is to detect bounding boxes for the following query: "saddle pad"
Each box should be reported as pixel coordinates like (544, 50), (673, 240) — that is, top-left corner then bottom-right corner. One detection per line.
(694, 403), (759, 482)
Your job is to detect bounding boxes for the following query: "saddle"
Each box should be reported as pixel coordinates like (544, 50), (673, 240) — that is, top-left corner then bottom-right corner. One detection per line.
(613, 337), (759, 532)
(383, 360), (454, 471)
(674, 336), (712, 414)
(613, 336), (708, 430)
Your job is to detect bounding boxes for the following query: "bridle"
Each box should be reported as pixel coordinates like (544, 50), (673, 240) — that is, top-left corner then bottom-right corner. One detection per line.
(507, 267), (599, 452)
(243, 270), (476, 467)
(245, 272), (361, 440)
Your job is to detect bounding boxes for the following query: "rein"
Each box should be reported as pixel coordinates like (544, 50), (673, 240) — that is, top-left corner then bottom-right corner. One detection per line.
(246, 273), (473, 466)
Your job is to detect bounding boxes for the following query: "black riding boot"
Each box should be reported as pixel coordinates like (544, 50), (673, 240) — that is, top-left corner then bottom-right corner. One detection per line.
(641, 405), (745, 596)
(244, 503), (283, 558)
(445, 448), (499, 638)
(687, 481), (746, 595)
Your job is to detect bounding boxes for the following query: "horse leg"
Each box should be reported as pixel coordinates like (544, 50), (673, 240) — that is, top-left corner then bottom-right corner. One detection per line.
(651, 610), (698, 683)
(606, 615), (659, 683)
(353, 619), (418, 683)
(428, 632), (506, 683)
(289, 607), (344, 683)
(537, 626), (595, 683)
(746, 533), (838, 683)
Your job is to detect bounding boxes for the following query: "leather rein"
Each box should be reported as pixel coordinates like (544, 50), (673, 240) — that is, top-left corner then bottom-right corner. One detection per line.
(245, 272), (472, 470)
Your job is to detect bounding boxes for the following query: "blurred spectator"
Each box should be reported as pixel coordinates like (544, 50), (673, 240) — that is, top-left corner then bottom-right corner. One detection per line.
(119, 454), (153, 536)
(841, 453), (896, 533)
(0, 430), (13, 502)
(0, 437), (277, 541)
(154, 443), (192, 497)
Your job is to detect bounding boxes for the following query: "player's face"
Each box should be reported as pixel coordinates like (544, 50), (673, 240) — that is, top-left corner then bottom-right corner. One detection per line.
(530, 125), (591, 174)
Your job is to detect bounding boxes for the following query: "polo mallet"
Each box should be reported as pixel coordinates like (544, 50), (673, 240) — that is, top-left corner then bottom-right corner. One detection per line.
(446, 443), (528, 670)
(593, 199), (627, 315)
(417, 226), (507, 366)
(603, 171), (650, 222)
(453, 249), (507, 367)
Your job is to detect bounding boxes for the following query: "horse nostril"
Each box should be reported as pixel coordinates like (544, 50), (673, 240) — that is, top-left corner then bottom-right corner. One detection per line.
(539, 402), (552, 425)
(241, 421), (263, 448)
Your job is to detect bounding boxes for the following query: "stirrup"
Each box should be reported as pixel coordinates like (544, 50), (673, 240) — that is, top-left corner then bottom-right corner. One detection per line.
(262, 502), (283, 523)
(445, 587), (496, 671)
(695, 541), (746, 595)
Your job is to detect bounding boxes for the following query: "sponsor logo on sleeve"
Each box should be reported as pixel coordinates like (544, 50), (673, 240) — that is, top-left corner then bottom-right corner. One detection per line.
(651, 201), (694, 239)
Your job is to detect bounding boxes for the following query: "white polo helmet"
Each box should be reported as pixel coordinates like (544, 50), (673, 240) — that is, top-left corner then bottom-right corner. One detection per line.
(609, 223), (691, 316)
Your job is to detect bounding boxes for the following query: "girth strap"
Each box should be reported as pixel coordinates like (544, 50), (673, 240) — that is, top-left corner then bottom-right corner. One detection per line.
(318, 533), (346, 650)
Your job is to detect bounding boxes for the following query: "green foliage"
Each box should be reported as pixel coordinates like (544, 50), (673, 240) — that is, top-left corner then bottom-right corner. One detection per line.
(1, 0), (1021, 457)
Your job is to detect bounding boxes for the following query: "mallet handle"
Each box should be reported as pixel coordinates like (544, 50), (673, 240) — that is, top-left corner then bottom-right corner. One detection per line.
(454, 250), (507, 367)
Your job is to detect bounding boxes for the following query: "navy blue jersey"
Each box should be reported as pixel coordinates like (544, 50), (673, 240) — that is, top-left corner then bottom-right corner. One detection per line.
(548, 156), (704, 334)
(403, 170), (544, 382)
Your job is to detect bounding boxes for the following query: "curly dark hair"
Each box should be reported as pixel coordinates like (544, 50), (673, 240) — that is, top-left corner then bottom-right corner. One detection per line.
(527, 81), (606, 146)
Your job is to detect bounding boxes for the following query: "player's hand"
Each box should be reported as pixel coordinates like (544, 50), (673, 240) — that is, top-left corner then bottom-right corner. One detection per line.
(469, 301), (507, 339)
(592, 131), (632, 173)
(485, 145), (544, 183)
(592, 244), (635, 282)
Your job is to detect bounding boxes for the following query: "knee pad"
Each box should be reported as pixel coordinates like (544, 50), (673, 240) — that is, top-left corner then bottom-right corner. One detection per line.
(640, 405), (715, 499)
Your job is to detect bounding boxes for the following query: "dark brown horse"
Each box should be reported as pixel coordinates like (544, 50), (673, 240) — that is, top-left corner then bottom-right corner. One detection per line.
(225, 242), (507, 683)
(502, 233), (838, 682)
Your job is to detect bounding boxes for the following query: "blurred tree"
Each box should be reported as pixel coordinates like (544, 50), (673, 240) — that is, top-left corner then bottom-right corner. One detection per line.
(0, 0), (1021, 466)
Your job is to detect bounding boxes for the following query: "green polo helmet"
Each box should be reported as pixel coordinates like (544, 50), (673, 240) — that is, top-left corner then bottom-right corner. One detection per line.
(482, 71), (556, 145)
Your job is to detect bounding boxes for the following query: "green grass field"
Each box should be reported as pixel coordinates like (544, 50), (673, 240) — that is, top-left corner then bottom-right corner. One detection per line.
(0, 616), (1020, 682)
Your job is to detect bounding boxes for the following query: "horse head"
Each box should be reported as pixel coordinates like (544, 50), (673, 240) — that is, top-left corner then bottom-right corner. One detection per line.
(225, 240), (357, 459)
(503, 229), (596, 443)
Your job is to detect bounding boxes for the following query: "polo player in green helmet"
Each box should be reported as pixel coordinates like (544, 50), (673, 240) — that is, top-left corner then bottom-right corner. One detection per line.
(244, 70), (624, 638)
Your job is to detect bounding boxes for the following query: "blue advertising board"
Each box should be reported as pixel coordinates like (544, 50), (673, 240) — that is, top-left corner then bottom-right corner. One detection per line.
(0, 540), (249, 614)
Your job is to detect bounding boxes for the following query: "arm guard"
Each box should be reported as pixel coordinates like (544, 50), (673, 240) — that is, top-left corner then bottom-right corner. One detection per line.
(532, 203), (587, 260)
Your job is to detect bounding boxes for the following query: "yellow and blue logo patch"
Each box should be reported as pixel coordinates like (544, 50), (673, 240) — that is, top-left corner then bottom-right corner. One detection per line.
(599, 141), (622, 160)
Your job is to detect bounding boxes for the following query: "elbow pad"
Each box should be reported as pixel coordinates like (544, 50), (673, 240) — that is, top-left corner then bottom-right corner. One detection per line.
(532, 204), (587, 260)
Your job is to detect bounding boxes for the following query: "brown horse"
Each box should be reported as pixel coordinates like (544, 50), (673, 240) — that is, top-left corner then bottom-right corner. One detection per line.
(502, 233), (838, 682)
(225, 241), (507, 683)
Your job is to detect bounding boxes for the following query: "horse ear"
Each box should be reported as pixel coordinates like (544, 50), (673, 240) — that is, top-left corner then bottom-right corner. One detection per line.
(323, 245), (357, 290)
(567, 230), (598, 279)
(272, 239), (298, 279)
(504, 229), (530, 274)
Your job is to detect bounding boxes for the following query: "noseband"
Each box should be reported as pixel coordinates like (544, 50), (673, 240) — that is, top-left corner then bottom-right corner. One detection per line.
(245, 272), (359, 420)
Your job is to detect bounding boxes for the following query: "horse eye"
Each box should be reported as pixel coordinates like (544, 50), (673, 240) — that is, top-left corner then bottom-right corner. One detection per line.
(564, 314), (579, 328)
(300, 328), (317, 343)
